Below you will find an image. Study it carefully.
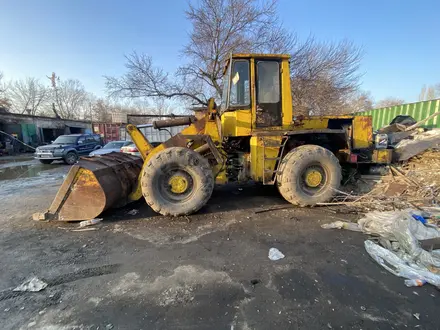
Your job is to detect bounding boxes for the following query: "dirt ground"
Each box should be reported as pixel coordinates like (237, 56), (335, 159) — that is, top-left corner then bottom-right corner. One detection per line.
(0, 157), (439, 330)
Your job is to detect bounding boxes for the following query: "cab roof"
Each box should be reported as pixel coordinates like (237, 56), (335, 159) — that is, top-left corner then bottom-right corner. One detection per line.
(232, 53), (291, 59)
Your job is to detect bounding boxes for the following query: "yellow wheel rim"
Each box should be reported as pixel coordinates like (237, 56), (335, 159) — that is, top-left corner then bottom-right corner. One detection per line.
(305, 169), (323, 188)
(168, 175), (189, 194)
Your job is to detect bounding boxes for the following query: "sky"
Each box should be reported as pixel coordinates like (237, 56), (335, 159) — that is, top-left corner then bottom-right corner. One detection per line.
(0, 0), (439, 104)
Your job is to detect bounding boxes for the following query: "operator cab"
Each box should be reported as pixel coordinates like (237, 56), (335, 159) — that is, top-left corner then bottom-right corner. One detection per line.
(221, 54), (291, 129)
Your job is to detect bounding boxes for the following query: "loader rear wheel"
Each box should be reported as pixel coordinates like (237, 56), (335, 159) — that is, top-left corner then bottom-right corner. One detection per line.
(141, 147), (214, 216)
(276, 145), (341, 206)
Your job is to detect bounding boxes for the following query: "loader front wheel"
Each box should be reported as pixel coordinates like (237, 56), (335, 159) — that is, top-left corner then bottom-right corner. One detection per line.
(276, 145), (341, 206)
(141, 147), (214, 216)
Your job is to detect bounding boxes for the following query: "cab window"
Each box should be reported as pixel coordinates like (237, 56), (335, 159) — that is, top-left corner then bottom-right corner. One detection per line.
(257, 61), (280, 104)
(229, 60), (250, 107)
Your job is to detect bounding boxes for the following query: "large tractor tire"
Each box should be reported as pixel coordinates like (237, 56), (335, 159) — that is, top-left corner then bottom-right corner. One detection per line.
(276, 145), (342, 206)
(141, 147), (214, 216)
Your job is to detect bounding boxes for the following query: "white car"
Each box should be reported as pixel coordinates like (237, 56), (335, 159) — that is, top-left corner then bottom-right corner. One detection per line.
(89, 140), (132, 156)
(120, 143), (141, 157)
(120, 142), (161, 158)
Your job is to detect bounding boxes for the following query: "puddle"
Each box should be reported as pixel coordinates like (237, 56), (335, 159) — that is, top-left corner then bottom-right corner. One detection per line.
(0, 163), (59, 181)
(0, 156), (34, 164)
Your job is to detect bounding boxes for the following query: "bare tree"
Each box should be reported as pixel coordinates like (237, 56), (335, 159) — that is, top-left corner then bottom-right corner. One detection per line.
(8, 77), (49, 115)
(180, 0), (294, 99)
(375, 97), (405, 108)
(419, 84), (440, 101)
(105, 52), (208, 105)
(0, 72), (5, 94)
(343, 90), (374, 113)
(290, 39), (363, 115)
(0, 73), (11, 111)
(50, 77), (87, 119)
(106, 0), (294, 106)
(91, 98), (113, 122)
(106, 0), (362, 116)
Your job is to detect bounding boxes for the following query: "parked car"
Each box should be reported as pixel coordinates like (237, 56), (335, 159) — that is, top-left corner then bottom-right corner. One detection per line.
(120, 143), (141, 157)
(35, 134), (103, 165)
(120, 141), (161, 158)
(89, 140), (132, 156)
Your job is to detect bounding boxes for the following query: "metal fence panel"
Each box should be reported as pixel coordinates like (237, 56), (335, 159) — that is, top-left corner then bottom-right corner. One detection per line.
(356, 99), (440, 130)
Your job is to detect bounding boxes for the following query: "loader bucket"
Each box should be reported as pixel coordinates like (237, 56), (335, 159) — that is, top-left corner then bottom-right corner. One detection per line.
(33, 152), (143, 221)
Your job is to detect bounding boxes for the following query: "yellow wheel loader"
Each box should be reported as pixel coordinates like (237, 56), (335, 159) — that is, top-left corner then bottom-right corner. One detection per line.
(34, 53), (393, 221)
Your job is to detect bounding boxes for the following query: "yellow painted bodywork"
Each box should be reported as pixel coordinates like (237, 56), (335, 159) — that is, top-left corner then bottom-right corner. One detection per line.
(221, 110), (252, 136)
(280, 59), (293, 127)
(128, 112), (227, 201)
(372, 149), (393, 163)
(305, 169), (323, 188)
(250, 136), (283, 182)
(352, 116), (373, 149)
(126, 124), (154, 159)
(127, 53), (382, 198)
(169, 175), (189, 194)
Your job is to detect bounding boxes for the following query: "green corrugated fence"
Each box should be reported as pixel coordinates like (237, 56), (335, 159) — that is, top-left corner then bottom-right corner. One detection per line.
(356, 99), (440, 130)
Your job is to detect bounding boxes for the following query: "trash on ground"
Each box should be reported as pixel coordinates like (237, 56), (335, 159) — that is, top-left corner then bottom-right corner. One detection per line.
(365, 240), (440, 287)
(413, 313), (420, 320)
(79, 218), (103, 227)
(404, 279), (427, 287)
(394, 129), (440, 161)
(72, 228), (98, 232)
(127, 209), (139, 216)
(323, 208), (440, 288)
(13, 277), (48, 292)
(321, 221), (361, 231)
(268, 248), (285, 261)
(324, 132), (440, 213)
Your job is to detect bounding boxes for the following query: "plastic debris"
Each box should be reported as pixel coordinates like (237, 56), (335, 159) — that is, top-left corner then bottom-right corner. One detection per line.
(321, 221), (361, 232)
(404, 279), (427, 287)
(324, 209), (440, 288)
(79, 218), (103, 227)
(364, 240), (440, 287)
(13, 277), (47, 292)
(72, 228), (98, 232)
(412, 214), (427, 224)
(127, 209), (139, 216)
(413, 313), (420, 320)
(268, 248), (285, 261)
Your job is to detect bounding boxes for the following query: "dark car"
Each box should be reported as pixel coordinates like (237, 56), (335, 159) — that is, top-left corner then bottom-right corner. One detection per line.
(35, 134), (103, 165)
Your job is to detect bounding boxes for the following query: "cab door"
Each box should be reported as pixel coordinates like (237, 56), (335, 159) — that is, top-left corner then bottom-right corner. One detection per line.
(255, 60), (282, 128)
